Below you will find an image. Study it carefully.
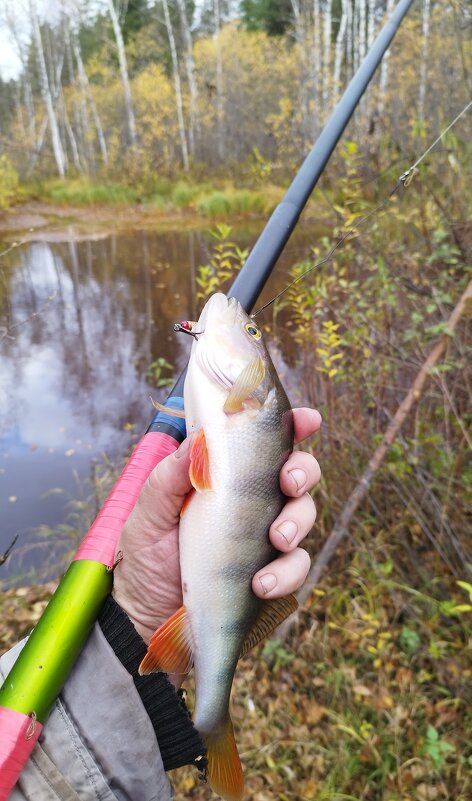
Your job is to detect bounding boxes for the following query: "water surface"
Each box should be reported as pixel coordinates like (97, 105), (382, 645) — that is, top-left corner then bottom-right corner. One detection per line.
(0, 223), (315, 585)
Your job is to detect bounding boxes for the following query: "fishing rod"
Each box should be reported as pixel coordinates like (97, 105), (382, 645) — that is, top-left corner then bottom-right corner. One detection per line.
(0, 0), (414, 796)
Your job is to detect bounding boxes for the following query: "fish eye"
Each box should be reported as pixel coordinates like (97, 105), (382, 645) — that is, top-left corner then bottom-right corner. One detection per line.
(245, 323), (262, 340)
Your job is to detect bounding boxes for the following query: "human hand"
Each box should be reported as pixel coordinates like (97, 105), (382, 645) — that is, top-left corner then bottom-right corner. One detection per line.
(113, 407), (322, 643)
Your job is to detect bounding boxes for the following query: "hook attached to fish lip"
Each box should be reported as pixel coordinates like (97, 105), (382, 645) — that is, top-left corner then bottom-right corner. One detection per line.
(173, 320), (203, 340)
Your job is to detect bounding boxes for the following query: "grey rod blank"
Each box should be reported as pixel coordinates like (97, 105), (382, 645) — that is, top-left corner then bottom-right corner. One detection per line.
(229, 0), (415, 312)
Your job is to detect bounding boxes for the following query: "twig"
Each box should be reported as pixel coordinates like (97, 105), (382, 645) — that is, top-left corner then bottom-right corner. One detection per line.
(0, 291), (57, 343)
(280, 279), (472, 638)
(0, 534), (20, 566)
(0, 239), (27, 259)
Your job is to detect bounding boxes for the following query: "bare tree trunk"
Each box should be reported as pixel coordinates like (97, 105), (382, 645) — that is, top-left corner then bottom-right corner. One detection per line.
(418, 0), (431, 132)
(377, 0), (396, 123)
(213, 0), (225, 161)
(72, 35), (109, 167)
(176, 0), (198, 159)
(30, 0), (66, 177)
(358, 0), (366, 64)
(162, 0), (189, 171)
(60, 87), (83, 172)
(367, 0), (376, 49)
(106, 0), (137, 147)
(333, 0), (348, 98)
(279, 279), (472, 637)
(322, 0), (332, 109)
(312, 0), (322, 135)
(345, 0), (353, 80)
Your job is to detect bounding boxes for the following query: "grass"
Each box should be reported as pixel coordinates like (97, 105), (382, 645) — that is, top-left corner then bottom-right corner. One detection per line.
(29, 177), (283, 218)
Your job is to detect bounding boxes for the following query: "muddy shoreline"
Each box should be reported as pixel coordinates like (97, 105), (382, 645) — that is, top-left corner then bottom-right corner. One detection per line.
(0, 201), (264, 242)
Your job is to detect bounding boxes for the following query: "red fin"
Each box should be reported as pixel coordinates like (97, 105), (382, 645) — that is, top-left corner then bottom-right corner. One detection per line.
(180, 487), (196, 517)
(189, 429), (211, 491)
(204, 717), (244, 801)
(138, 605), (193, 675)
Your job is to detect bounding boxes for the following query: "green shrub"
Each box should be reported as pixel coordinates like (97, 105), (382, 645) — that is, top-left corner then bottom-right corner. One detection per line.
(171, 181), (199, 207)
(0, 155), (19, 210)
(197, 191), (233, 217)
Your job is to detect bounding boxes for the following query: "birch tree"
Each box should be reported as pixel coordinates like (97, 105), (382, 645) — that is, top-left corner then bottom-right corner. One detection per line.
(322, 0), (332, 110)
(418, 0), (431, 132)
(176, 0), (198, 158)
(213, 0), (225, 161)
(72, 32), (109, 166)
(333, 0), (348, 99)
(377, 0), (396, 122)
(106, 0), (137, 147)
(161, 0), (189, 171)
(30, 0), (66, 177)
(312, 0), (322, 135)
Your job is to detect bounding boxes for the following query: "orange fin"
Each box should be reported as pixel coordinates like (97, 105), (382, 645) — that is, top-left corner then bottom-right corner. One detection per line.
(138, 605), (193, 675)
(204, 717), (244, 801)
(189, 429), (211, 491)
(180, 487), (196, 517)
(240, 594), (298, 658)
(223, 356), (265, 414)
(150, 398), (186, 419)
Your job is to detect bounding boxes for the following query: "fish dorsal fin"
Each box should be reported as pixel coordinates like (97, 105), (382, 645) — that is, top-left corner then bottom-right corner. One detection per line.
(204, 716), (244, 801)
(240, 594), (299, 658)
(139, 605), (194, 675)
(223, 356), (265, 414)
(189, 429), (212, 491)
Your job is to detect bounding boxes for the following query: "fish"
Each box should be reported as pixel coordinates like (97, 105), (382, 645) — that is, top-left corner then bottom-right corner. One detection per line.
(139, 293), (297, 800)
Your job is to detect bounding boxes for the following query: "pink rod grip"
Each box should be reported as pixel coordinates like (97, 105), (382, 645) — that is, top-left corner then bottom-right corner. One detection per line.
(74, 432), (179, 565)
(0, 708), (43, 801)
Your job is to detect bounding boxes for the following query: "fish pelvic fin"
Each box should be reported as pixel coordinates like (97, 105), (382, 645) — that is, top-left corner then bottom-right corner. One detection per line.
(189, 428), (212, 491)
(223, 355), (265, 414)
(204, 717), (244, 801)
(138, 605), (193, 675)
(240, 594), (299, 658)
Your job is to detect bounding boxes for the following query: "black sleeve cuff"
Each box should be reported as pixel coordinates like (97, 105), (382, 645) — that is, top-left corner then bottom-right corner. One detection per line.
(98, 594), (206, 773)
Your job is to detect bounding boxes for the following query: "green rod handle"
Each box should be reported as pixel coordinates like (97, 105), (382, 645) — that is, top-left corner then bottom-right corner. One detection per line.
(0, 561), (112, 722)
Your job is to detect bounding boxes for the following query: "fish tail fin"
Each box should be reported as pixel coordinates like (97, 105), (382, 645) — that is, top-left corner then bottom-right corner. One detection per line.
(203, 717), (244, 801)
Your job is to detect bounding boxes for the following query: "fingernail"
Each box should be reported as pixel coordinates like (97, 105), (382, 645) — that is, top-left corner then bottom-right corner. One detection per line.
(258, 573), (277, 594)
(175, 435), (193, 459)
(276, 520), (297, 544)
(289, 468), (306, 491)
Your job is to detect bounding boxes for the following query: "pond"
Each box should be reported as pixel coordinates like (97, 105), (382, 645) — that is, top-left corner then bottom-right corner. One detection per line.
(0, 220), (317, 586)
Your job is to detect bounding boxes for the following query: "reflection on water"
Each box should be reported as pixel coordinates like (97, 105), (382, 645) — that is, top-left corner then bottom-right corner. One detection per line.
(0, 224), (315, 584)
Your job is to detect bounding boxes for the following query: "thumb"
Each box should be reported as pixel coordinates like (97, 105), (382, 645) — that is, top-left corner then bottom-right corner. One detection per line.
(134, 434), (193, 532)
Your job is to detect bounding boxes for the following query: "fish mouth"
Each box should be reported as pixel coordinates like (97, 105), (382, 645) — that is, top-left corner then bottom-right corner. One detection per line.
(197, 293), (239, 331)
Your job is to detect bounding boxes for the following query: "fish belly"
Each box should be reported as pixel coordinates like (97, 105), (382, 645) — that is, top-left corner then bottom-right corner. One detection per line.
(180, 412), (288, 735)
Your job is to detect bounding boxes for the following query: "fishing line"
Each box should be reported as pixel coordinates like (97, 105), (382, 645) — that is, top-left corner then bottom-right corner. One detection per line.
(251, 99), (472, 319)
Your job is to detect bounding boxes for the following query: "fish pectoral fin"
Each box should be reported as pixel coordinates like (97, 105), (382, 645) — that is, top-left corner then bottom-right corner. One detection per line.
(204, 717), (244, 801)
(138, 605), (194, 675)
(180, 487), (196, 517)
(150, 398), (186, 419)
(189, 428), (212, 491)
(240, 594), (299, 658)
(223, 356), (265, 414)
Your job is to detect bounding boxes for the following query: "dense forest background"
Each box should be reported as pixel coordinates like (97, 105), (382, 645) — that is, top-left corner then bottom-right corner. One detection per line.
(0, 0), (469, 193)
(1, 2), (471, 801)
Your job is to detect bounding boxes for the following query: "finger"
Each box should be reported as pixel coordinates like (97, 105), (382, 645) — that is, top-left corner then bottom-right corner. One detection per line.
(135, 435), (193, 530)
(269, 493), (316, 553)
(293, 407), (322, 444)
(252, 548), (311, 599)
(280, 451), (321, 498)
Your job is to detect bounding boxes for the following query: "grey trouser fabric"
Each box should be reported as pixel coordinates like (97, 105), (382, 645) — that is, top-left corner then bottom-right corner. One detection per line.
(0, 625), (173, 801)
